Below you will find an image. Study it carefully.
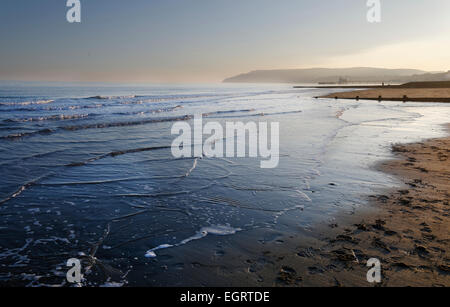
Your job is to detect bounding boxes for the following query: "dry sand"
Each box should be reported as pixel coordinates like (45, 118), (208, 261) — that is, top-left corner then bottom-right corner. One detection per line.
(320, 88), (450, 103)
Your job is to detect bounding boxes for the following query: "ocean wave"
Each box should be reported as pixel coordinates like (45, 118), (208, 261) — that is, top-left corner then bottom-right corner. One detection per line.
(111, 107), (251, 118)
(1, 115), (192, 140)
(86, 95), (137, 100)
(209, 109), (256, 115)
(0, 108), (300, 141)
(112, 105), (183, 115)
(86, 94), (214, 101)
(207, 109), (303, 118)
(39, 176), (153, 186)
(3, 114), (91, 123)
(0, 100), (54, 106)
(65, 145), (172, 167)
(86, 93), (229, 104)
(0, 173), (54, 206)
(1, 129), (55, 140)
(61, 114), (193, 132)
(2, 103), (106, 112)
(115, 182), (214, 199)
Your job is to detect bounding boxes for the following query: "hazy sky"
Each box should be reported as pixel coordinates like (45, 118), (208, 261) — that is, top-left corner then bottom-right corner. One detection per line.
(1, 0), (450, 83)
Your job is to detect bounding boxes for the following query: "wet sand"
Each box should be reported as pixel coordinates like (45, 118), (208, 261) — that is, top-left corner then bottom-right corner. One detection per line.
(315, 128), (450, 286)
(214, 125), (450, 287)
(319, 88), (450, 103)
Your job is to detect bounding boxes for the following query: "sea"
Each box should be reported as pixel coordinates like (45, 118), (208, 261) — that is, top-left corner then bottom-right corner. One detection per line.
(0, 82), (449, 286)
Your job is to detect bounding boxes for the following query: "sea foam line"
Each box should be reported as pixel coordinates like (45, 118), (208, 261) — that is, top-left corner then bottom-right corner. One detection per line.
(145, 225), (241, 258)
(0, 173), (54, 206)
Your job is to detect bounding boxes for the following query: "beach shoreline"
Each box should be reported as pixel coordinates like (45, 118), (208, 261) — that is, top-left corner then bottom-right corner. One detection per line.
(1, 84), (448, 287)
(318, 88), (450, 103)
(290, 124), (450, 286)
(327, 124), (450, 286)
(162, 124), (450, 287)
(218, 124), (450, 287)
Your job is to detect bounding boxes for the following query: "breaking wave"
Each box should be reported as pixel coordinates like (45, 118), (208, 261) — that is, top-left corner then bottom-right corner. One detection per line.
(1, 115), (193, 140)
(3, 114), (92, 123)
(0, 100), (54, 106)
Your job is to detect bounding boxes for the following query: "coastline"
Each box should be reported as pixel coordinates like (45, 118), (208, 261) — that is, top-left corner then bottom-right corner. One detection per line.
(1, 84), (449, 287)
(222, 124), (450, 287)
(325, 124), (450, 286)
(167, 124), (450, 287)
(318, 88), (450, 103)
(298, 123), (450, 286)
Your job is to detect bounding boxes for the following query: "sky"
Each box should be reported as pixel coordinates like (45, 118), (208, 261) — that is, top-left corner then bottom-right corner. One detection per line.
(1, 0), (450, 83)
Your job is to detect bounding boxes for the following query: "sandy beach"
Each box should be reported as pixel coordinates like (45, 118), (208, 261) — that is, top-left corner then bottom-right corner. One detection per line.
(320, 88), (450, 103)
(323, 127), (450, 286)
(163, 124), (450, 287)
(257, 125), (450, 287)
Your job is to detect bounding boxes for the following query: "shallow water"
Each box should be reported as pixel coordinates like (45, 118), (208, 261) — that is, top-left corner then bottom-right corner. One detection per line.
(0, 83), (449, 286)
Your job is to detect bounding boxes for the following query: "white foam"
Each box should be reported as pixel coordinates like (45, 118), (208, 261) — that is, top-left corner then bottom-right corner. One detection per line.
(294, 190), (312, 202)
(145, 244), (174, 258)
(201, 225), (241, 235)
(145, 225), (241, 258)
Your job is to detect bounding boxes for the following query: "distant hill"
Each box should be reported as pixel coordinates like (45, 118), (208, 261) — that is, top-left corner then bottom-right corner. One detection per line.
(398, 81), (450, 88)
(223, 67), (448, 84)
(407, 71), (450, 82)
